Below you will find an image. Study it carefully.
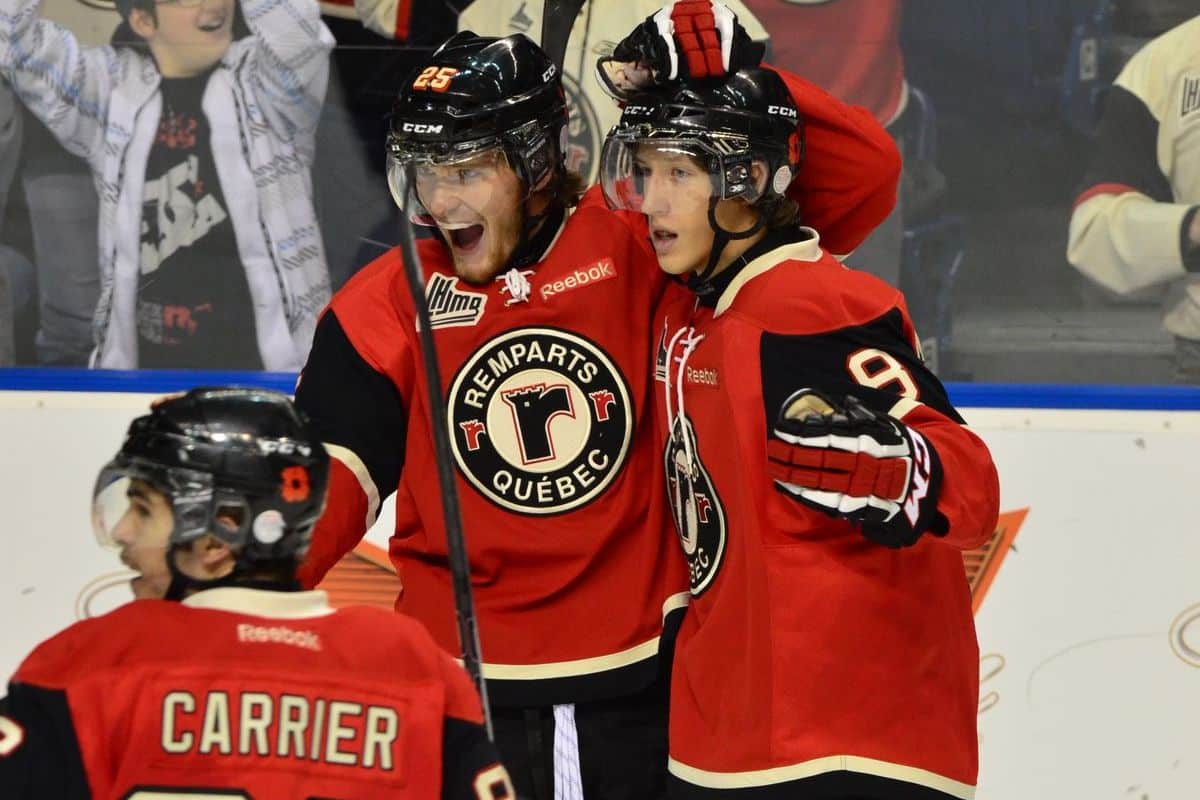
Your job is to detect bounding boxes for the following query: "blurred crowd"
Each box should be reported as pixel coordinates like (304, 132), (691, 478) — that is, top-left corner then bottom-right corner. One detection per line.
(0, 0), (1197, 382)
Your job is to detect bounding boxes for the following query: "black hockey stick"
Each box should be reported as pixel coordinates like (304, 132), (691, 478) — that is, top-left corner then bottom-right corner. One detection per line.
(540, 0), (586, 70)
(394, 204), (493, 739)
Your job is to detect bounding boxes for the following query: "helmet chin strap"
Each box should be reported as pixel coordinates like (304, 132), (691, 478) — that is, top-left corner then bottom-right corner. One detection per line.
(162, 545), (298, 601)
(508, 189), (566, 269)
(686, 198), (767, 296)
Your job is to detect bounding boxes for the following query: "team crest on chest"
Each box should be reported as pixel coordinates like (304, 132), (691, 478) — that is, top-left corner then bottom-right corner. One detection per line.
(448, 327), (633, 515)
(664, 415), (726, 595)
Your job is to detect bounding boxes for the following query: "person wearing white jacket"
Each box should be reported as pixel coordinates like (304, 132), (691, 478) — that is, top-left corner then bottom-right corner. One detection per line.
(1067, 15), (1200, 383)
(0, 0), (334, 370)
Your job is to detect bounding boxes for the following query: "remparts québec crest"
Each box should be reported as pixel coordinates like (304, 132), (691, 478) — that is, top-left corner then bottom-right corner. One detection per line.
(448, 327), (633, 515)
(664, 414), (726, 595)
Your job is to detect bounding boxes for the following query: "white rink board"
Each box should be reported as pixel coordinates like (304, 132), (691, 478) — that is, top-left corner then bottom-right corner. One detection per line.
(964, 410), (1200, 799)
(0, 391), (1198, 798)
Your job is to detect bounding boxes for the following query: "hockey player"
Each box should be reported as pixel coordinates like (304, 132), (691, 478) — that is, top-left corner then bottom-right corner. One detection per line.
(0, 388), (510, 799)
(600, 70), (1000, 798)
(293, 5), (900, 797)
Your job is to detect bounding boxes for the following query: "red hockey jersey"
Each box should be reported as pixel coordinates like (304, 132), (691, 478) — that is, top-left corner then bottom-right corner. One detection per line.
(294, 69), (900, 707)
(654, 231), (999, 797)
(0, 588), (507, 800)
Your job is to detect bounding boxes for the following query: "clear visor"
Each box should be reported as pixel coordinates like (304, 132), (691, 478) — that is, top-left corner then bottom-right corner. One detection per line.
(600, 137), (750, 215)
(91, 460), (214, 549)
(386, 145), (513, 228)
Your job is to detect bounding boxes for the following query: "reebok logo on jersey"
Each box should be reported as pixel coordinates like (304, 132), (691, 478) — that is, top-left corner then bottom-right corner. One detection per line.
(426, 274), (486, 329)
(686, 366), (719, 387)
(540, 258), (617, 301)
(237, 623), (322, 651)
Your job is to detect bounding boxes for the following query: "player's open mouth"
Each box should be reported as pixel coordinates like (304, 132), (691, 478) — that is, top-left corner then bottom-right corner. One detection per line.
(444, 223), (485, 253)
(651, 227), (677, 255)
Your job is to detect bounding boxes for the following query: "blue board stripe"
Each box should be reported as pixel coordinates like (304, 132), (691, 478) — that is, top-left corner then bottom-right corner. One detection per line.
(0, 368), (296, 395)
(1, 369), (1198, 410)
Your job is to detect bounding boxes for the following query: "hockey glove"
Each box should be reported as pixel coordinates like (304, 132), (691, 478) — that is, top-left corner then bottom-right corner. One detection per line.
(766, 389), (947, 548)
(596, 1), (765, 100)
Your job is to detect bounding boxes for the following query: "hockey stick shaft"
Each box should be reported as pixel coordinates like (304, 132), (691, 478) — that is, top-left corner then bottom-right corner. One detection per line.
(540, 0), (586, 70)
(395, 210), (493, 739)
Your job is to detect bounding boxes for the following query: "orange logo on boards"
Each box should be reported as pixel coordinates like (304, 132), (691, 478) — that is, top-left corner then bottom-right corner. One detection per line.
(318, 542), (402, 611)
(965, 508), (1028, 614)
(412, 66), (460, 93)
(280, 466), (310, 503)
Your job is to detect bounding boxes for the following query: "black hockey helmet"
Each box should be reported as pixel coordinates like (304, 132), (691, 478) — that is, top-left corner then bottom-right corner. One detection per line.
(93, 388), (329, 583)
(387, 32), (569, 223)
(600, 68), (804, 288)
(601, 67), (803, 210)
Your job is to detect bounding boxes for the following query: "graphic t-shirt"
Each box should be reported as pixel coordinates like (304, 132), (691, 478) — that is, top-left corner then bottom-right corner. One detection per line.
(138, 72), (262, 369)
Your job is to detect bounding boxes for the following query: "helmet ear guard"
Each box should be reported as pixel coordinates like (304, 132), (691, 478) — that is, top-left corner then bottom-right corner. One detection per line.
(93, 388), (330, 594)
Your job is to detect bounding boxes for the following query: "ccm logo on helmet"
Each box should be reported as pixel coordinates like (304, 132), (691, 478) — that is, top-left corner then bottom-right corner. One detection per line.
(258, 439), (313, 457)
(768, 105), (798, 119)
(402, 122), (445, 134)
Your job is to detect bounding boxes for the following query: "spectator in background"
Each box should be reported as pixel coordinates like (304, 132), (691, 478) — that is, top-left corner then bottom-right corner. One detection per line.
(0, 0), (334, 370)
(741, 0), (909, 282)
(1068, 14), (1200, 383)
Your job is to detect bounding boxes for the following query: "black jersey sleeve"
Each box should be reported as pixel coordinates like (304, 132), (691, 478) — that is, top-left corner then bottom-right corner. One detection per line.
(442, 718), (514, 800)
(0, 683), (89, 800)
(1079, 84), (1172, 202)
(760, 307), (998, 551)
(759, 307), (960, 428)
(294, 309), (408, 585)
(296, 309), (407, 506)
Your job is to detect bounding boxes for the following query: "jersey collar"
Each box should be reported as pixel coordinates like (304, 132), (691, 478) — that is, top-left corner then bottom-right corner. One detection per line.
(712, 227), (824, 318)
(182, 587), (336, 619)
